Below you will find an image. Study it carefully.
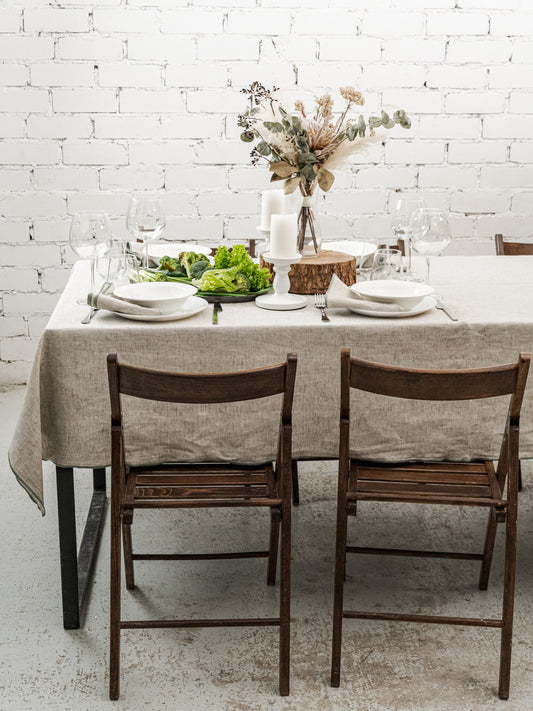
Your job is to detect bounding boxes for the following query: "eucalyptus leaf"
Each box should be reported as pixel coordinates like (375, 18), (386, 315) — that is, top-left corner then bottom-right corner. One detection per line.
(346, 124), (358, 141)
(301, 163), (316, 181)
(381, 111), (390, 125)
(317, 167), (335, 192)
(256, 141), (271, 156)
(368, 116), (382, 129)
(269, 160), (297, 178)
(264, 121), (283, 133)
(284, 176), (301, 194)
(240, 131), (254, 143)
(393, 109), (406, 122)
(357, 115), (366, 137)
(270, 173), (285, 182)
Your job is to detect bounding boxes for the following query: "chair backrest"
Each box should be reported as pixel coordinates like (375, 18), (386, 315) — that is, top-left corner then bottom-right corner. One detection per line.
(107, 353), (297, 428)
(495, 234), (533, 256)
(378, 238), (405, 256)
(340, 348), (530, 428)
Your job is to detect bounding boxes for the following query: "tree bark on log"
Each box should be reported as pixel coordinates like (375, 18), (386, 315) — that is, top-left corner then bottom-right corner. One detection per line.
(260, 250), (357, 294)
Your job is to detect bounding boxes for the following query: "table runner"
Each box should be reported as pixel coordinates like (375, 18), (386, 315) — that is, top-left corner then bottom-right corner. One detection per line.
(9, 256), (533, 514)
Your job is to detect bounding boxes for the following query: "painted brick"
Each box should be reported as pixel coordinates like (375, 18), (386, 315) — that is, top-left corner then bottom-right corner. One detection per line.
(120, 89), (184, 113)
(0, 169), (32, 191)
(509, 92), (533, 113)
(490, 65), (533, 89)
(0, 269), (39, 292)
(194, 140), (252, 165)
(385, 141), (445, 164)
(34, 167), (98, 191)
(510, 142), (533, 163)
(382, 89), (442, 114)
(297, 64), (362, 90)
(0, 316), (26, 338)
(480, 166), (533, 187)
(53, 88), (117, 113)
(0, 117), (25, 138)
(0, 87), (48, 112)
(166, 166), (226, 191)
(1, 194), (66, 219)
(261, 36), (317, 62)
(99, 167), (164, 190)
(363, 64), (426, 89)
(129, 142), (195, 164)
(512, 192), (533, 211)
(187, 89), (244, 114)
(445, 91), (505, 114)
(448, 141), (508, 163)
(159, 116), (222, 139)
(363, 12), (425, 36)
(392, 0), (454, 6)
(356, 167), (418, 189)
(418, 116), (481, 139)
(325, 190), (387, 215)
(293, 11), (359, 36)
(0, 64), (28, 86)
(0, 141), (60, 165)
(41, 268), (71, 292)
(62, 142), (128, 166)
(24, 8), (89, 33)
(0, 9), (22, 33)
(27, 315), (50, 338)
(484, 116), (533, 138)
(490, 13), (533, 36)
(128, 37), (195, 62)
(227, 167), (274, 191)
(57, 37), (124, 61)
(319, 38), (381, 62)
(0, 337), (40, 362)
(512, 40), (533, 63)
(419, 166), (478, 188)
(0, 245), (61, 268)
(94, 116), (158, 139)
(93, 9), (159, 34)
(427, 12), (489, 35)
(476, 215), (533, 238)
(33, 221), (70, 243)
(447, 39), (512, 63)
(166, 63), (227, 88)
(0, 222), (30, 244)
(450, 190), (509, 213)
(27, 116), (93, 139)
(31, 62), (94, 87)
(382, 39), (446, 63)
(0, 37), (53, 60)
(67, 193), (130, 217)
(231, 62), (296, 90)
(98, 63), (162, 88)
(166, 216), (224, 240)
(161, 9), (224, 34)
(427, 65), (487, 88)
(197, 192), (258, 216)
(197, 37), (259, 61)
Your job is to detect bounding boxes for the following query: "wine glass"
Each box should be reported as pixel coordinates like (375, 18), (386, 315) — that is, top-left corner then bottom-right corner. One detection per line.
(96, 237), (127, 291)
(126, 196), (165, 269)
(391, 196), (426, 279)
(370, 248), (403, 281)
(69, 211), (112, 302)
(410, 208), (451, 283)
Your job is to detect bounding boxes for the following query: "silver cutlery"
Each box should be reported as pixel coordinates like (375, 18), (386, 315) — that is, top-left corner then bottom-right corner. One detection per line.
(314, 293), (330, 322)
(212, 300), (222, 325)
(434, 296), (458, 321)
(81, 307), (97, 324)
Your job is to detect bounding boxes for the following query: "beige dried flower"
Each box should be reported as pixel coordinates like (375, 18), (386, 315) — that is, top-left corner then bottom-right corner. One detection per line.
(316, 92), (334, 121)
(340, 86), (365, 106)
(294, 100), (306, 116)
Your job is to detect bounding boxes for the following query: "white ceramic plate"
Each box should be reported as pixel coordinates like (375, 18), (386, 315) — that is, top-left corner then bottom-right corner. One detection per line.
(114, 295), (208, 322)
(351, 280), (434, 308)
(323, 241), (377, 265)
(147, 243), (212, 260)
(348, 296), (436, 319)
(114, 281), (197, 313)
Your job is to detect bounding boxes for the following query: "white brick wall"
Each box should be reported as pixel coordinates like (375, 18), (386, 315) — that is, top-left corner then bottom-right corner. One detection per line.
(0, 0), (532, 383)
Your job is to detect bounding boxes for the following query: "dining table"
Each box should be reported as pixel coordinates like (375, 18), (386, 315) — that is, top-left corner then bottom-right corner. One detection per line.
(8, 254), (533, 629)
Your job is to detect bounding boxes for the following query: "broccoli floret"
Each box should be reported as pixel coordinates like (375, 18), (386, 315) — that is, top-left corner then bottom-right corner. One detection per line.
(179, 251), (210, 278)
(158, 255), (179, 272)
(189, 259), (211, 280)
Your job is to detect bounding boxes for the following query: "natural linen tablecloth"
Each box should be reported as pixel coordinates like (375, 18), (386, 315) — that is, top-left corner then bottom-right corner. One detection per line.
(9, 256), (533, 514)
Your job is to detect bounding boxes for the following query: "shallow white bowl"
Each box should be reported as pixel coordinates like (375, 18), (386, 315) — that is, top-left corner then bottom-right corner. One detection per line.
(114, 282), (197, 313)
(351, 280), (434, 308)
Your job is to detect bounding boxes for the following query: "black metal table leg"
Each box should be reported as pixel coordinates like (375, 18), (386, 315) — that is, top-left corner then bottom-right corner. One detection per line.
(56, 466), (107, 630)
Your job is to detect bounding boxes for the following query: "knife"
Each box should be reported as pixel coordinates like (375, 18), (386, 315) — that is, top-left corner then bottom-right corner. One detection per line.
(212, 300), (222, 325)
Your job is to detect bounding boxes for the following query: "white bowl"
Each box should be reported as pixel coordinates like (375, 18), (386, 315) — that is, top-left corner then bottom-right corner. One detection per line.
(114, 282), (198, 314)
(351, 280), (434, 309)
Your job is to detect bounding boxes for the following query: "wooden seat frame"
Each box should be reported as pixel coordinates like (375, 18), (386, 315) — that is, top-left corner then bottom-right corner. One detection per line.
(107, 353), (297, 699)
(495, 233), (533, 256)
(331, 348), (530, 699)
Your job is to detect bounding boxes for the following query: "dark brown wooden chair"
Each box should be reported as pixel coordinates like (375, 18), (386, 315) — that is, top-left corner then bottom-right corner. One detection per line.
(378, 238), (405, 255)
(331, 348), (530, 699)
(494, 234), (533, 490)
(495, 233), (533, 256)
(107, 353), (297, 699)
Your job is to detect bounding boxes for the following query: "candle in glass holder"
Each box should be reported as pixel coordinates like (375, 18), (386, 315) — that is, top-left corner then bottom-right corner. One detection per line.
(261, 189), (285, 229)
(269, 214), (297, 259)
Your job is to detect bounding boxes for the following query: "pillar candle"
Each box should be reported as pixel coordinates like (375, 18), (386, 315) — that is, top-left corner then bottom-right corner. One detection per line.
(261, 189), (285, 229)
(270, 214), (297, 259)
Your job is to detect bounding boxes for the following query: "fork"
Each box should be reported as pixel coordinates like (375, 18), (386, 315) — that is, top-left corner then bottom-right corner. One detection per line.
(314, 293), (330, 322)
(434, 295), (458, 322)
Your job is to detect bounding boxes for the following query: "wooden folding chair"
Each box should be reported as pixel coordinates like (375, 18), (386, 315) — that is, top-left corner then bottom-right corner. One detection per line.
(107, 353), (297, 699)
(331, 348), (530, 699)
(495, 233), (533, 256)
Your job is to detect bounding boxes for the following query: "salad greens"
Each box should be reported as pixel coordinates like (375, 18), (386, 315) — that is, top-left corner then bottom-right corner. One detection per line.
(135, 244), (272, 296)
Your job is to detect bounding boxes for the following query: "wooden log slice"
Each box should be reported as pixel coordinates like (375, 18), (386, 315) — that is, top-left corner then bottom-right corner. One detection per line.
(260, 250), (357, 295)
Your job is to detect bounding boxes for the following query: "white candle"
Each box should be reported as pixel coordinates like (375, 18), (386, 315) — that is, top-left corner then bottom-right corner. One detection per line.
(261, 189), (285, 229)
(270, 214), (297, 259)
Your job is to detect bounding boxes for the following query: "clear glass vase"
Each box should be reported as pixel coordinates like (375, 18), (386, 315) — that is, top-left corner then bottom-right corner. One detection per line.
(296, 185), (322, 258)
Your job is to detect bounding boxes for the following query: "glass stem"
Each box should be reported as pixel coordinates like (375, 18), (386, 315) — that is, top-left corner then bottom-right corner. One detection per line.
(144, 240), (149, 269)
(90, 258), (96, 295)
(426, 256), (431, 283)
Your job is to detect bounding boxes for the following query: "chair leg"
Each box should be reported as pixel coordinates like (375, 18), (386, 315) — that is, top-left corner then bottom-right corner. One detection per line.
(122, 522), (135, 590)
(331, 500), (349, 687)
(479, 508), (498, 591)
(109, 502), (122, 700)
(291, 460), (300, 506)
(518, 461), (523, 492)
(498, 504), (518, 700)
(267, 509), (280, 586)
(279, 509), (291, 696)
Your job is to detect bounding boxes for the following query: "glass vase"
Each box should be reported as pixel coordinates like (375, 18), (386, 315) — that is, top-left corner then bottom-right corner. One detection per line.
(296, 186), (322, 258)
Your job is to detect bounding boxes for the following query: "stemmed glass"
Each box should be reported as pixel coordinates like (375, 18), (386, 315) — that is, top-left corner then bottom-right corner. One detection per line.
(410, 208), (451, 283)
(69, 211), (112, 302)
(96, 237), (127, 290)
(126, 196), (165, 269)
(370, 248), (403, 281)
(391, 196), (426, 279)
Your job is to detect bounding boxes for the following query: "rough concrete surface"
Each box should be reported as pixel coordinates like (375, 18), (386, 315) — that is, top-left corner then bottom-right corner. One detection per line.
(1, 387), (533, 711)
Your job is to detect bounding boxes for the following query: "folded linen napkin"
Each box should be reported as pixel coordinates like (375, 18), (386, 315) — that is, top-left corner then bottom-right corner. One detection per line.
(325, 274), (405, 313)
(87, 291), (165, 316)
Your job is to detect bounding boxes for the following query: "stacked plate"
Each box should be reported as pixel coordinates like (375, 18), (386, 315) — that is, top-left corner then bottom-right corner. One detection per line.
(349, 280), (435, 318)
(113, 282), (208, 322)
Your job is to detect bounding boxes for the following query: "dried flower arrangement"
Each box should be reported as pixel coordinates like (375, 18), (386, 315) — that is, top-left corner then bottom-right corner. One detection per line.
(238, 83), (411, 254)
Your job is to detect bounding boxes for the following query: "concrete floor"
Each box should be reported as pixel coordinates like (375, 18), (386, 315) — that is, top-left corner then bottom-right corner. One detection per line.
(2, 386), (533, 711)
